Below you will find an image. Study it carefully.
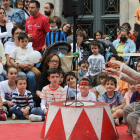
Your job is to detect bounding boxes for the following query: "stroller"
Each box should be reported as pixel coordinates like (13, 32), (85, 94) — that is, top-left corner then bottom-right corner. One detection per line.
(81, 39), (117, 61)
(39, 41), (72, 72)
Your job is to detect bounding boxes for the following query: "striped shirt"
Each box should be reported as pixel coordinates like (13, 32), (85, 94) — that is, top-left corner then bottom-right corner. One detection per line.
(40, 84), (66, 108)
(12, 90), (34, 110)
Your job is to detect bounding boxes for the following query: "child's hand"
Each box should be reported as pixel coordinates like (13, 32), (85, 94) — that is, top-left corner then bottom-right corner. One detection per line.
(44, 109), (48, 115)
(14, 62), (19, 69)
(7, 101), (13, 107)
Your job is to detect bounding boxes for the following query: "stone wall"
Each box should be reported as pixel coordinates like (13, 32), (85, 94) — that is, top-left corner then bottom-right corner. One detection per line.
(120, 0), (140, 31)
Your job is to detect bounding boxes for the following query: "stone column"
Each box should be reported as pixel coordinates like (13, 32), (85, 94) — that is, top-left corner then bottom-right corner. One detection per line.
(120, 0), (140, 31)
(120, 0), (129, 26)
(128, 0), (140, 31)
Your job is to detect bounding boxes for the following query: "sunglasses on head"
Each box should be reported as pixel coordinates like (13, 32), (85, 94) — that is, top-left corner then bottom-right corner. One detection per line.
(25, 0), (29, 3)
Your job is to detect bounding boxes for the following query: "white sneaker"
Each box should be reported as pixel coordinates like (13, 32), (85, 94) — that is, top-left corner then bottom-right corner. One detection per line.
(29, 114), (42, 122)
(12, 114), (16, 120)
(115, 118), (119, 126)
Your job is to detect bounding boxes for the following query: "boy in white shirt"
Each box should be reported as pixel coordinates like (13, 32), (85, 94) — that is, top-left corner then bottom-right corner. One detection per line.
(77, 78), (96, 101)
(87, 41), (105, 87)
(9, 33), (41, 82)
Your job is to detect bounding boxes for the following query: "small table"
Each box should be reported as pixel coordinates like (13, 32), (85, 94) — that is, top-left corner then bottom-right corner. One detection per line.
(118, 53), (140, 68)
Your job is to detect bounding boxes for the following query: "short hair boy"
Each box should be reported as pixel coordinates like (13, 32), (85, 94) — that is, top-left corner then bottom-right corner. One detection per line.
(77, 78), (96, 101)
(9, 76), (34, 120)
(43, 16), (66, 50)
(29, 68), (66, 122)
(100, 77), (125, 126)
(9, 33), (41, 82)
(87, 41), (105, 87)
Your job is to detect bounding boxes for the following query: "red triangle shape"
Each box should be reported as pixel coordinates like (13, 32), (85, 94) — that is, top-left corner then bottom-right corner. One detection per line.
(40, 111), (48, 139)
(69, 109), (98, 140)
(45, 108), (66, 140)
(101, 108), (119, 140)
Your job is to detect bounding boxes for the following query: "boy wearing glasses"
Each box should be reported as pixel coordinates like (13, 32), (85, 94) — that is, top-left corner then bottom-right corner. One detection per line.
(29, 68), (66, 122)
(77, 78), (96, 101)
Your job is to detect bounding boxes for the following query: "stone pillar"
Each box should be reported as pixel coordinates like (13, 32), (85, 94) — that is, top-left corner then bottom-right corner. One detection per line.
(120, 0), (129, 26)
(120, 0), (140, 31)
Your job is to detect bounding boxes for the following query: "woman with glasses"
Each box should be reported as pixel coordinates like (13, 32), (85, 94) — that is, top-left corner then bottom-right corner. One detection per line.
(113, 28), (136, 65)
(35, 53), (61, 107)
(0, 7), (13, 44)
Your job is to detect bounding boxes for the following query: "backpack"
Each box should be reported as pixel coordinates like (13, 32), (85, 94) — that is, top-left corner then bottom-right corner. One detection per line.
(11, 9), (26, 25)
(81, 39), (117, 60)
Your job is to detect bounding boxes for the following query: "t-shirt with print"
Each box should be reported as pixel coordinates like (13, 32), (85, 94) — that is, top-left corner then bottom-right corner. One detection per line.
(77, 91), (96, 101)
(100, 91), (124, 109)
(130, 91), (140, 103)
(25, 13), (51, 50)
(87, 54), (105, 77)
(40, 84), (66, 108)
(9, 47), (32, 63)
(64, 85), (80, 100)
(134, 7), (140, 21)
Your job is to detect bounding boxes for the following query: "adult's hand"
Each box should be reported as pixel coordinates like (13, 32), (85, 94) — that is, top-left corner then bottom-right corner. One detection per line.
(105, 60), (123, 68)
(42, 45), (47, 52)
(105, 68), (120, 77)
(3, 17), (9, 23)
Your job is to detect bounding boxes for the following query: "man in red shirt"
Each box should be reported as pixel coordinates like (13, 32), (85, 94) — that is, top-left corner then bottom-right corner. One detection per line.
(25, 0), (51, 51)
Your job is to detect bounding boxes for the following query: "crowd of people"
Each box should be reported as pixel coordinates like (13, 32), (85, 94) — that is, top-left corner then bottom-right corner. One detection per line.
(0, 0), (140, 139)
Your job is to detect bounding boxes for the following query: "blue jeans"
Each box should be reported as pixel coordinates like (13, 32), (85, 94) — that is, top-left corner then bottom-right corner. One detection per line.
(0, 70), (8, 82)
(9, 107), (31, 119)
(31, 108), (45, 121)
(18, 71), (36, 94)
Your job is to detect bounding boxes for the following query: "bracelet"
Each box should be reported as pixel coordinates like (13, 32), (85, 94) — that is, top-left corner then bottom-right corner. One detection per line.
(112, 108), (115, 112)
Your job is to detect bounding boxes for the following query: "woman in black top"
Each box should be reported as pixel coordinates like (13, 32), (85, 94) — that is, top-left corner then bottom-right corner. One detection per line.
(0, 8), (13, 44)
(34, 53), (62, 106)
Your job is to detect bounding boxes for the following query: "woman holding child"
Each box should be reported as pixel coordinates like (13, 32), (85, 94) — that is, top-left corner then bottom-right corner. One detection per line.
(4, 27), (37, 95)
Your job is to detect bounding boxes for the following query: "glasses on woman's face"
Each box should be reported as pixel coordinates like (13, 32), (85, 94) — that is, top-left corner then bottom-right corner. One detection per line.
(49, 60), (59, 64)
